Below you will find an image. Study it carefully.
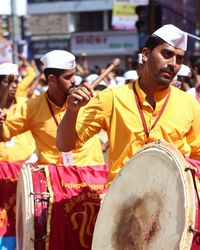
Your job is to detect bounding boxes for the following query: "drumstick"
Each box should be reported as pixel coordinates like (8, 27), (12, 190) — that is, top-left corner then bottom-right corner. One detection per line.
(0, 74), (14, 109)
(73, 58), (121, 105)
(91, 58), (121, 89)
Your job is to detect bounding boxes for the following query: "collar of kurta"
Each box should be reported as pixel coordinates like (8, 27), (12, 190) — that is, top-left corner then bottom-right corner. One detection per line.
(134, 80), (171, 104)
(45, 92), (67, 112)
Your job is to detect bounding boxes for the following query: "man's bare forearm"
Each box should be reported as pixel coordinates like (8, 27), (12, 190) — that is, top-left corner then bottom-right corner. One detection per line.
(0, 126), (5, 142)
(57, 107), (79, 152)
(57, 82), (94, 152)
(0, 110), (6, 142)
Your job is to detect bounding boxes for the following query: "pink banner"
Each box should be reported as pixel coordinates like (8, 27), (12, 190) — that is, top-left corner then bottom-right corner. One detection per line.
(0, 161), (22, 237)
(46, 164), (108, 250)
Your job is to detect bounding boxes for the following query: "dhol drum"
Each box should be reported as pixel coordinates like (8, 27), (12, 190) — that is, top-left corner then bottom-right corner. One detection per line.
(16, 164), (48, 250)
(16, 163), (108, 250)
(92, 140), (199, 250)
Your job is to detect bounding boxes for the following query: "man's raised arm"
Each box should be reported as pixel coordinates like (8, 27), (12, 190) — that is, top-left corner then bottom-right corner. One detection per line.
(0, 109), (7, 142)
(56, 82), (94, 152)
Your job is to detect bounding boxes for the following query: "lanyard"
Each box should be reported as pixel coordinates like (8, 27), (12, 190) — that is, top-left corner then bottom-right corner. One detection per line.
(46, 94), (59, 127)
(133, 83), (171, 142)
(46, 94), (67, 165)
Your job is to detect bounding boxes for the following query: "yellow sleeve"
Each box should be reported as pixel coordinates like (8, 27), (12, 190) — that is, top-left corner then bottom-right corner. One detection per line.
(3, 101), (29, 140)
(75, 88), (113, 148)
(186, 99), (200, 160)
(16, 66), (36, 97)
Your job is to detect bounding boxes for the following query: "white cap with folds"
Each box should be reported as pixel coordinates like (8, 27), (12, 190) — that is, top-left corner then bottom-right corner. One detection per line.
(153, 24), (188, 51)
(124, 70), (138, 81)
(86, 74), (107, 87)
(0, 63), (19, 75)
(41, 50), (76, 70)
(74, 75), (83, 86)
(177, 64), (191, 77)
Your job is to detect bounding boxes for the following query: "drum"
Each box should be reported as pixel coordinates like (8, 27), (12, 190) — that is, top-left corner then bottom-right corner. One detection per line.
(16, 164), (48, 250)
(16, 163), (108, 250)
(92, 140), (197, 250)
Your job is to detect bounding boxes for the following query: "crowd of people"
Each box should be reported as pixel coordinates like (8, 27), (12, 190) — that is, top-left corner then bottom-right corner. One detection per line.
(0, 23), (199, 248)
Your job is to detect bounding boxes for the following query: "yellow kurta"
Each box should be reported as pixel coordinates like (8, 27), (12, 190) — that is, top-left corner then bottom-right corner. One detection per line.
(0, 97), (36, 162)
(3, 93), (104, 166)
(75, 80), (200, 182)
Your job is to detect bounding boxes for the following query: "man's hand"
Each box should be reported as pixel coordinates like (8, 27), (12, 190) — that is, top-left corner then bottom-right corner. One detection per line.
(68, 82), (94, 111)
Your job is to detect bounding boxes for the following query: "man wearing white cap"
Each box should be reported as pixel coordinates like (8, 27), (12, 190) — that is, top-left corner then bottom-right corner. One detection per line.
(0, 50), (104, 166)
(123, 70), (138, 84)
(57, 25), (200, 184)
(0, 63), (36, 162)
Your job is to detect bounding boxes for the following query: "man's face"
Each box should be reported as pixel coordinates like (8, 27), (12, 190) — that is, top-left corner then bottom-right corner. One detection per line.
(56, 68), (76, 95)
(0, 75), (18, 100)
(143, 43), (185, 88)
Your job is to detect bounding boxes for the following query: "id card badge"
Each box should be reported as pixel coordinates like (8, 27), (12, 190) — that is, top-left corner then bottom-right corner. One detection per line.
(62, 151), (73, 166)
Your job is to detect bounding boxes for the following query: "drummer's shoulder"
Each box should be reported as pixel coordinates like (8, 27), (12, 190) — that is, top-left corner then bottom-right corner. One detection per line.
(104, 83), (131, 96)
(171, 86), (200, 107)
(26, 92), (46, 106)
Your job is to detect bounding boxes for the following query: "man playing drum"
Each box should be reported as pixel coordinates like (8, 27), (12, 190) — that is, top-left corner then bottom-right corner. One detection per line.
(0, 50), (104, 166)
(57, 24), (200, 184)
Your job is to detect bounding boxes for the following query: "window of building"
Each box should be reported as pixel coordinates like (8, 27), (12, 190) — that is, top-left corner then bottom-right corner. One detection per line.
(75, 11), (103, 32)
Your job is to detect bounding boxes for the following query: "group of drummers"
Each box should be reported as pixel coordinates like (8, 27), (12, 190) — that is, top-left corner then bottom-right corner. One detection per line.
(0, 23), (199, 249)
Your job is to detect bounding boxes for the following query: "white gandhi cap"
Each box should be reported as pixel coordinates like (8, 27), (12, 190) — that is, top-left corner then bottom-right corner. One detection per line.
(41, 50), (76, 70)
(153, 24), (187, 51)
(124, 70), (138, 81)
(0, 63), (19, 75)
(86, 74), (107, 87)
(177, 64), (191, 77)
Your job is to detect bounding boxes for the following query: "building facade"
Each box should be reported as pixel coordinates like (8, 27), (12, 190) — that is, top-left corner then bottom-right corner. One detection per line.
(26, 0), (139, 71)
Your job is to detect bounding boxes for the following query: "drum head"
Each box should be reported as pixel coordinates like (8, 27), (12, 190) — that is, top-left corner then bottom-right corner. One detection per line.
(92, 142), (196, 250)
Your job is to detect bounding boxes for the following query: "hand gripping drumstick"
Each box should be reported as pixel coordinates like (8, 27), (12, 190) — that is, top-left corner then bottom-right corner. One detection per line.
(0, 74), (14, 109)
(73, 58), (121, 105)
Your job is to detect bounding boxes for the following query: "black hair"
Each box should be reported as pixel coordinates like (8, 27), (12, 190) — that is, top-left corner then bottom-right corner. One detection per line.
(193, 59), (200, 75)
(44, 68), (65, 81)
(0, 75), (6, 83)
(144, 35), (166, 51)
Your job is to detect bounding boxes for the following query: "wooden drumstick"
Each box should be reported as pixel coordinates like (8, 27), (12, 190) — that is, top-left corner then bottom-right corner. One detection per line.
(0, 74), (14, 109)
(73, 58), (121, 105)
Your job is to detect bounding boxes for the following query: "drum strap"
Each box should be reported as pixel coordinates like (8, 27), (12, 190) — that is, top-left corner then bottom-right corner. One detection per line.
(45, 94), (73, 165)
(133, 84), (171, 143)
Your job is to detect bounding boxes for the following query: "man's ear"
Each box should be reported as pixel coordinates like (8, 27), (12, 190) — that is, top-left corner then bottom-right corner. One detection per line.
(141, 47), (150, 63)
(48, 74), (56, 83)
